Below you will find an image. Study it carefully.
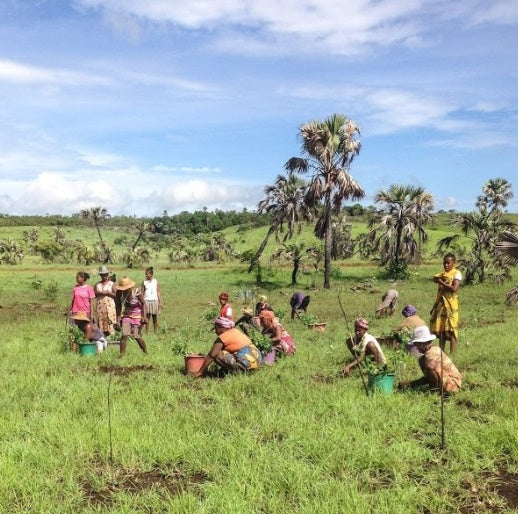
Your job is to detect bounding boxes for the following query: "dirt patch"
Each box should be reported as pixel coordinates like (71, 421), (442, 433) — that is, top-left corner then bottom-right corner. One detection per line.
(81, 464), (209, 508)
(455, 398), (477, 410)
(376, 336), (401, 349)
(98, 365), (157, 375)
(459, 468), (518, 513)
(472, 318), (504, 327)
(501, 379), (518, 388)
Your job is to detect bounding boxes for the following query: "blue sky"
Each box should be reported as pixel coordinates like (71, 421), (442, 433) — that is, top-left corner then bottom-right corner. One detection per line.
(0, 0), (517, 216)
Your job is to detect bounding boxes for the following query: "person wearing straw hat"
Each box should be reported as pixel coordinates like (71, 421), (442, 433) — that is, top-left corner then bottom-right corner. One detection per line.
(342, 317), (386, 376)
(94, 265), (117, 336)
(398, 326), (461, 394)
(235, 308), (261, 336)
(116, 276), (147, 356)
(191, 316), (261, 377)
(70, 311), (107, 353)
(255, 295), (273, 317)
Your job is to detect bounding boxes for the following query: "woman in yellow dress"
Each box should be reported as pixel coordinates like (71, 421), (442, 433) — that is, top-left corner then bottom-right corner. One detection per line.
(430, 253), (461, 354)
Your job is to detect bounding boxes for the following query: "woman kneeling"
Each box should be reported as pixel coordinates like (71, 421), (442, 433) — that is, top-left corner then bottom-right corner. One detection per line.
(192, 317), (261, 377)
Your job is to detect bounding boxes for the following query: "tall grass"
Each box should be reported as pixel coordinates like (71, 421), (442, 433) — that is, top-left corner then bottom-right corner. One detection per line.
(0, 237), (517, 512)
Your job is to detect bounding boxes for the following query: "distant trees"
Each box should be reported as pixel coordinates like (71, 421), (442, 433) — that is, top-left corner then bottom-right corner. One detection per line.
(438, 178), (515, 284)
(79, 207), (112, 263)
(285, 113), (364, 288)
(361, 185), (435, 279)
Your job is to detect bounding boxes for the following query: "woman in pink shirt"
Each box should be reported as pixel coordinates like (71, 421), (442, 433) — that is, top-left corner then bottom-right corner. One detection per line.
(67, 271), (95, 321)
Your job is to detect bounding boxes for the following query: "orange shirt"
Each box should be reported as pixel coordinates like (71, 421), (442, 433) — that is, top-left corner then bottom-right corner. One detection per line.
(218, 328), (252, 353)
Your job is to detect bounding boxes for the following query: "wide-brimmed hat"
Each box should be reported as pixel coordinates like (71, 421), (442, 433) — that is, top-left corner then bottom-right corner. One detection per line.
(410, 325), (437, 344)
(242, 308), (254, 316)
(354, 317), (369, 330)
(98, 265), (110, 275)
(71, 311), (90, 322)
(117, 276), (135, 291)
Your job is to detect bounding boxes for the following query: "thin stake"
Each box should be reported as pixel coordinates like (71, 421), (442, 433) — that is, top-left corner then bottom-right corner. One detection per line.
(439, 332), (446, 450)
(107, 367), (115, 483)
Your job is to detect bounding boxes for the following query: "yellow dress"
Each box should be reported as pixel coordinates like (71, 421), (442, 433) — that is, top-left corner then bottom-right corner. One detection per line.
(430, 267), (461, 338)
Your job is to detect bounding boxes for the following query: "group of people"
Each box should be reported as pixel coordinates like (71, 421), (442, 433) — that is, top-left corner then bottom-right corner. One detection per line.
(192, 292), (306, 377)
(67, 266), (162, 355)
(343, 253), (462, 394)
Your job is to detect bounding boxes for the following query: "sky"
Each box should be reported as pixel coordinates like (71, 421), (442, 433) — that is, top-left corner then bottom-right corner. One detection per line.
(0, 0), (517, 217)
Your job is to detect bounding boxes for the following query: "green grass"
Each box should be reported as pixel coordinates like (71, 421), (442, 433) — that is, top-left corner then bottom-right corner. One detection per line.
(1, 252), (518, 512)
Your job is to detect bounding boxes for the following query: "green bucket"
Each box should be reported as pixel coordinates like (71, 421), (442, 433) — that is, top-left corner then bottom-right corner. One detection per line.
(79, 343), (97, 356)
(368, 372), (395, 395)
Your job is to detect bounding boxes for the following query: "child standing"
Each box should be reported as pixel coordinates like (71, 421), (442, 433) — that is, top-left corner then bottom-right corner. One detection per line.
(141, 267), (162, 333)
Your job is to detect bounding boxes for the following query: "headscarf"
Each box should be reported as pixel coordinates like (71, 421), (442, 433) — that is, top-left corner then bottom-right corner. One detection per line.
(354, 317), (369, 330)
(259, 310), (275, 322)
(214, 316), (235, 329)
(402, 304), (417, 317)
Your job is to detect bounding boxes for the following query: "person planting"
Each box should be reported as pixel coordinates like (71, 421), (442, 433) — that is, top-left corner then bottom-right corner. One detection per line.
(398, 326), (462, 394)
(116, 276), (147, 357)
(394, 304), (427, 357)
(235, 308), (261, 337)
(375, 289), (399, 318)
(255, 295), (273, 316)
(290, 291), (310, 320)
(259, 310), (296, 357)
(70, 311), (107, 353)
(430, 253), (461, 354)
(342, 317), (386, 376)
(191, 317), (261, 377)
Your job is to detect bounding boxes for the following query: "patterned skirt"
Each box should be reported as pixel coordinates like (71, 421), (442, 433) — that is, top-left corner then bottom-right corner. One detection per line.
(216, 344), (261, 371)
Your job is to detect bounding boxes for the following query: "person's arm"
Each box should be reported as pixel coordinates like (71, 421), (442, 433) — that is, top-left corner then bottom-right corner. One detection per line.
(343, 357), (361, 375)
(89, 288), (95, 320)
(438, 278), (460, 293)
(366, 341), (384, 364)
(138, 292), (147, 324)
(192, 339), (224, 377)
(84, 322), (93, 341)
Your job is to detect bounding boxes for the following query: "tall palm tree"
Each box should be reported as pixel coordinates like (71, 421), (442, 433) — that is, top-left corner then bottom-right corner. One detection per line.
(496, 231), (518, 304)
(366, 185), (435, 272)
(79, 206), (112, 263)
(476, 177), (513, 213)
(248, 171), (311, 272)
(285, 113), (364, 288)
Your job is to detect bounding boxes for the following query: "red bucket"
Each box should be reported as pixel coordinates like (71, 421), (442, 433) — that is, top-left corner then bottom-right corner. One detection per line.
(184, 354), (205, 374)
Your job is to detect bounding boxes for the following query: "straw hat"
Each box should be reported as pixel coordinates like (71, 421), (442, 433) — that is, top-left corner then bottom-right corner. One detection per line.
(98, 265), (110, 275)
(258, 295), (267, 302)
(242, 308), (254, 316)
(70, 311), (90, 322)
(117, 276), (135, 291)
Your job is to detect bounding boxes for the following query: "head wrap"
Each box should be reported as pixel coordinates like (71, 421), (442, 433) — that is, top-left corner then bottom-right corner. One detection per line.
(259, 295), (267, 302)
(354, 317), (369, 330)
(214, 316), (235, 329)
(402, 304), (417, 317)
(259, 310), (275, 322)
(218, 292), (229, 301)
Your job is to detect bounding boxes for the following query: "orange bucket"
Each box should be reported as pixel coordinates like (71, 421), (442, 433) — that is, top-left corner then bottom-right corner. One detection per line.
(184, 354), (206, 374)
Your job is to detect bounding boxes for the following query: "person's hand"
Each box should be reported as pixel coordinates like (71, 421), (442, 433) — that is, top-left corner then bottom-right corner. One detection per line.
(341, 366), (351, 377)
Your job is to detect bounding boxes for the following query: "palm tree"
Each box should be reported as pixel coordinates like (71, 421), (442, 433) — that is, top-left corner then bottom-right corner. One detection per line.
(285, 113), (364, 288)
(79, 206), (112, 263)
(438, 210), (515, 284)
(248, 171), (311, 272)
(476, 177), (513, 213)
(496, 231), (518, 304)
(365, 185), (435, 275)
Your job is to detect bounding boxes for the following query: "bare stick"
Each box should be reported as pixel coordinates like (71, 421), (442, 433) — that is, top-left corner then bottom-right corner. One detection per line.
(107, 367), (115, 483)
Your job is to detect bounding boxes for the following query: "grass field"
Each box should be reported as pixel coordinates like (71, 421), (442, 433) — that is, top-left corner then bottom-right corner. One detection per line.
(1, 219), (518, 513)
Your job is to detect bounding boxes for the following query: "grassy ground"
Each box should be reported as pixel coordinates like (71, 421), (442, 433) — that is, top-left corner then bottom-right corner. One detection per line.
(1, 251), (517, 513)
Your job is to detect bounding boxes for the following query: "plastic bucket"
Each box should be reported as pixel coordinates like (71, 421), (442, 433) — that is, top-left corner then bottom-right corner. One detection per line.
(79, 343), (97, 356)
(184, 354), (206, 374)
(368, 372), (395, 395)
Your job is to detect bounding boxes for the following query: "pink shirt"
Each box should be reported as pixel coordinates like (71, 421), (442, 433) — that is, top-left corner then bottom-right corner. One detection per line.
(72, 284), (95, 314)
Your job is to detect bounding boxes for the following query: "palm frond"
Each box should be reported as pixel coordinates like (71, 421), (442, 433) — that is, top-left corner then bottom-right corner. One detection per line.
(496, 231), (518, 265)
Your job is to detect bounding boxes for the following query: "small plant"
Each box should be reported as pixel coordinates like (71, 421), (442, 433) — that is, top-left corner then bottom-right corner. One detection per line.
(61, 324), (89, 352)
(361, 355), (388, 376)
(249, 329), (273, 354)
(170, 334), (189, 356)
(395, 327), (413, 345)
(298, 313), (319, 326)
(43, 281), (59, 303)
(202, 306), (219, 322)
